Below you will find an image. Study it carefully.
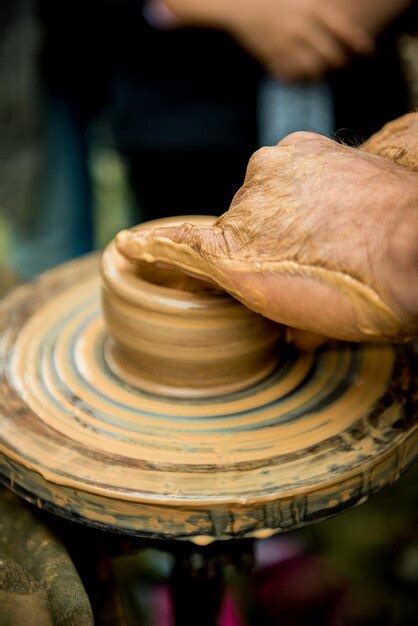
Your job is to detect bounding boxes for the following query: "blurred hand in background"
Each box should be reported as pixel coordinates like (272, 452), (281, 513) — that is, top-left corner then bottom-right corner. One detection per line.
(162, 0), (413, 80)
(334, 0), (413, 38)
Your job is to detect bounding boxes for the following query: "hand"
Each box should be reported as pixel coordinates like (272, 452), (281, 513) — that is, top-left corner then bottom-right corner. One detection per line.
(164, 0), (373, 80)
(334, 0), (412, 38)
(116, 114), (418, 347)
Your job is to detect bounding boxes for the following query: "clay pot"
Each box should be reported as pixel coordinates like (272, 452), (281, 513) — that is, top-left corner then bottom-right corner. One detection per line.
(101, 216), (282, 398)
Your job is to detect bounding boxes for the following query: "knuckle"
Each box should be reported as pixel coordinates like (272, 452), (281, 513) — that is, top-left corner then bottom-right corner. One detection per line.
(229, 183), (252, 208)
(172, 223), (194, 243)
(247, 146), (276, 172)
(278, 130), (320, 147)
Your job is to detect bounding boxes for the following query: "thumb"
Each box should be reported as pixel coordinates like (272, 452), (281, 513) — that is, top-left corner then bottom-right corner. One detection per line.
(115, 221), (225, 284)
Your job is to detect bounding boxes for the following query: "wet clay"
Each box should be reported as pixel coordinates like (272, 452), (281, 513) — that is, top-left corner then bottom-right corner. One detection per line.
(0, 254), (416, 540)
(101, 216), (282, 397)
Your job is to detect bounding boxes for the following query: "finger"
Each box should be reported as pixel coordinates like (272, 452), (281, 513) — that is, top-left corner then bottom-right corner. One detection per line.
(267, 55), (304, 82)
(242, 145), (278, 182)
(320, 7), (374, 56)
(269, 44), (326, 81)
(286, 327), (328, 351)
(307, 21), (349, 70)
(292, 43), (327, 79)
(116, 223), (224, 284)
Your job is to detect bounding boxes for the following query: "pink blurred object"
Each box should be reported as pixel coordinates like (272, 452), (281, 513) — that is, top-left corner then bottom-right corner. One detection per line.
(143, 0), (179, 29)
(151, 584), (246, 626)
(219, 592), (247, 626)
(255, 553), (347, 626)
(151, 584), (172, 626)
(256, 536), (303, 569)
(148, 538), (346, 626)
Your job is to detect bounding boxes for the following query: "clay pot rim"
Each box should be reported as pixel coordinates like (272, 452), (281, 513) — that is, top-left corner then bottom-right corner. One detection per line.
(100, 216), (244, 315)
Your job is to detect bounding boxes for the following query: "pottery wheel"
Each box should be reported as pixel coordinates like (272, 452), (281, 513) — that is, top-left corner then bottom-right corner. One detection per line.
(0, 255), (416, 543)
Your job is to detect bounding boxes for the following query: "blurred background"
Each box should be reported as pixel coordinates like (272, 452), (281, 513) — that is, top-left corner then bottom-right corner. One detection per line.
(0, 1), (417, 625)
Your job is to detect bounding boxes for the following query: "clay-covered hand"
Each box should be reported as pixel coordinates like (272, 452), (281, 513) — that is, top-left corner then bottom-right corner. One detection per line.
(117, 114), (418, 346)
(164, 0), (373, 80)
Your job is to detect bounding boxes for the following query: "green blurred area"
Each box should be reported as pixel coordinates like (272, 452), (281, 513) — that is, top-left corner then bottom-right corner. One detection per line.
(0, 212), (10, 267)
(90, 147), (136, 250)
(0, 146), (132, 275)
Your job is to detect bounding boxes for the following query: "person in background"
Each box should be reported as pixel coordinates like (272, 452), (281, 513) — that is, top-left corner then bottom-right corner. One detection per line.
(6, 0), (418, 278)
